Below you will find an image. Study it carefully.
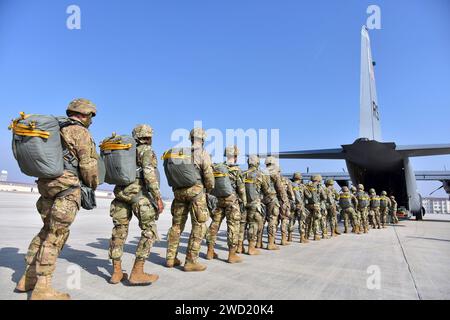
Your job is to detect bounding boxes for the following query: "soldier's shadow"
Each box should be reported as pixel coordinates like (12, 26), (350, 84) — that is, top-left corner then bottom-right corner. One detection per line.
(0, 247), (26, 284)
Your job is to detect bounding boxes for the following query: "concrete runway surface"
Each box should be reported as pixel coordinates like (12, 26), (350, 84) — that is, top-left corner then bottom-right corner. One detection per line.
(1, 192), (449, 300)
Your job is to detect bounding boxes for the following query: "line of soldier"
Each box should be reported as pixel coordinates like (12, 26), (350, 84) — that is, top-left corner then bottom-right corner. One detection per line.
(15, 99), (399, 300)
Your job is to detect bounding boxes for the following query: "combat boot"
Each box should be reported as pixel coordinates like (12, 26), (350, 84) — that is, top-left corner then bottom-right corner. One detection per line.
(129, 259), (159, 285)
(236, 240), (243, 254)
(344, 226), (348, 233)
(355, 225), (361, 234)
(247, 241), (261, 255)
(227, 247), (243, 264)
(300, 235), (309, 243)
(184, 254), (207, 272)
(30, 275), (70, 300)
(314, 234), (321, 241)
(267, 236), (280, 250)
(334, 227), (341, 236)
(206, 243), (218, 260)
(15, 265), (37, 292)
(288, 232), (293, 242)
(166, 257), (182, 268)
(109, 260), (128, 284)
(281, 233), (290, 245)
(256, 235), (263, 249)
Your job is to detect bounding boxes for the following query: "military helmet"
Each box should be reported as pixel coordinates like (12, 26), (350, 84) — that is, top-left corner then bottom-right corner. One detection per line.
(369, 188), (376, 194)
(224, 145), (239, 157)
(293, 172), (302, 180)
(248, 154), (260, 166)
(381, 190), (387, 196)
(132, 124), (153, 141)
(311, 174), (322, 182)
(358, 184), (364, 191)
(265, 156), (278, 166)
(390, 195), (395, 200)
(66, 98), (96, 117)
(189, 128), (207, 141)
(325, 179), (334, 186)
(350, 186), (357, 192)
(341, 186), (349, 192)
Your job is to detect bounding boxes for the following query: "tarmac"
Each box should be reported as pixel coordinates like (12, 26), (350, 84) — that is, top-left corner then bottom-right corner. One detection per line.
(1, 191), (449, 300)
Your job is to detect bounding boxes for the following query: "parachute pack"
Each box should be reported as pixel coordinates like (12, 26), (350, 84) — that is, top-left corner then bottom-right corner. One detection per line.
(162, 147), (202, 189)
(100, 134), (137, 186)
(211, 163), (234, 198)
(339, 193), (352, 209)
(244, 168), (259, 203)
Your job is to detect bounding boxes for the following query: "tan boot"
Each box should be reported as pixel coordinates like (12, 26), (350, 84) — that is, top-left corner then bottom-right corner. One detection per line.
(356, 225), (361, 234)
(109, 260), (128, 284)
(314, 234), (321, 241)
(206, 244), (218, 260)
(30, 275), (70, 300)
(267, 236), (280, 250)
(256, 235), (263, 249)
(281, 233), (290, 245)
(129, 259), (158, 285)
(322, 231), (329, 239)
(334, 228), (341, 235)
(166, 257), (182, 268)
(247, 241), (261, 255)
(236, 240), (243, 254)
(227, 247), (243, 263)
(184, 254), (207, 272)
(300, 235), (309, 243)
(15, 265), (37, 292)
(288, 232), (293, 242)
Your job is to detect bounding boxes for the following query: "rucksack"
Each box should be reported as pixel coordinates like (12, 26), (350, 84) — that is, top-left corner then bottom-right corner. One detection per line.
(9, 112), (76, 179)
(100, 134), (137, 186)
(244, 168), (260, 203)
(211, 163), (234, 198)
(162, 147), (202, 189)
(339, 193), (352, 209)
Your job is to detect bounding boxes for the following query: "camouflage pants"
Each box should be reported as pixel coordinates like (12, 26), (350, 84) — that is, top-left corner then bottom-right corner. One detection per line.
(326, 205), (338, 233)
(238, 206), (247, 244)
(289, 207), (306, 238)
(279, 204), (291, 236)
(25, 188), (81, 276)
(307, 205), (321, 237)
(265, 200), (280, 238)
(380, 207), (389, 226)
(342, 207), (359, 232)
(166, 187), (209, 262)
(108, 195), (158, 261)
(206, 197), (240, 249)
(320, 207), (328, 235)
(370, 208), (381, 228)
(246, 204), (264, 242)
(390, 210), (399, 224)
(358, 207), (369, 230)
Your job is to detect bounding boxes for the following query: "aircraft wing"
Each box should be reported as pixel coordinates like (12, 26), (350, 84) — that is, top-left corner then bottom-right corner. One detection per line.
(396, 144), (450, 157)
(273, 148), (345, 159)
(414, 171), (450, 181)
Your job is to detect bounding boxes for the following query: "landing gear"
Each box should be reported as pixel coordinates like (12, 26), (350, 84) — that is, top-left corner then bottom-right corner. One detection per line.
(415, 207), (425, 221)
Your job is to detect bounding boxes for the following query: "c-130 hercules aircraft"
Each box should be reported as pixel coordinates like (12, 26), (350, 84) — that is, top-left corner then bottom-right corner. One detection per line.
(276, 26), (450, 220)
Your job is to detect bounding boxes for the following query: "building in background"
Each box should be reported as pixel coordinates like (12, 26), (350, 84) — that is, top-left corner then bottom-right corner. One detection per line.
(0, 170), (7, 182)
(422, 198), (450, 214)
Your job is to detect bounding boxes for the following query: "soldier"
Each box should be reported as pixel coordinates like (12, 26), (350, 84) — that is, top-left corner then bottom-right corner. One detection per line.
(242, 155), (270, 255)
(325, 179), (341, 236)
(369, 188), (382, 229)
(389, 195), (399, 224)
(281, 175), (295, 245)
(289, 173), (309, 243)
(263, 156), (289, 250)
(318, 181), (330, 239)
(304, 175), (327, 241)
(108, 124), (164, 285)
(355, 184), (370, 233)
(350, 186), (358, 232)
(379, 191), (391, 228)
(165, 128), (215, 272)
(16, 98), (99, 300)
(339, 186), (360, 234)
(206, 145), (246, 263)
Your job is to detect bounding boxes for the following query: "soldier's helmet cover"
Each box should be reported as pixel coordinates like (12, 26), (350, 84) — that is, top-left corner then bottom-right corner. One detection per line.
(224, 145), (239, 157)
(325, 179), (334, 186)
(189, 128), (207, 141)
(351, 186), (357, 192)
(132, 124), (153, 141)
(311, 174), (322, 182)
(369, 188), (376, 194)
(341, 186), (349, 192)
(265, 156), (278, 166)
(293, 172), (302, 180)
(248, 154), (260, 166)
(381, 191), (387, 196)
(66, 98), (96, 117)
(358, 184), (364, 191)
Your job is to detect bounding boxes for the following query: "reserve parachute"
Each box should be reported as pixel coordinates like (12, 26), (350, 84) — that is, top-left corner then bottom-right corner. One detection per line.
(339, 193), (352, 209)
(162, 147), (202, 189)
(100, 133), (136, 186)
(211, 163), (233, 198)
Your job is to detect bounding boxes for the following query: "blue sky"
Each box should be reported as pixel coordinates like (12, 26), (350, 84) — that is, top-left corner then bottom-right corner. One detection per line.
(0, 0), (449, 197)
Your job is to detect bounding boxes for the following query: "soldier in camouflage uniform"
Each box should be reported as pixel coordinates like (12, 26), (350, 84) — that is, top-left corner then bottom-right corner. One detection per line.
(108, 124), (164, 285)
(350, 186), (358, 232)
(304, 175), (327, 241)
(379, 191), (391, 228)
(355, 184), (370, 233)
(206, 145), (246, 263)
(242, 155), (271, 255)
(281, 175), (295, 245)
(16, 99), (99, 300)
(339, 186), (360, 234)
(263, 156), (289, 250)
(318, 181), (329, 239)
(389, 195), (399, 224)
(325, 179), (341, 236)
(369, 188), (382, 229)
(165, 128), (215, 272)
(288, 173), (309, 243)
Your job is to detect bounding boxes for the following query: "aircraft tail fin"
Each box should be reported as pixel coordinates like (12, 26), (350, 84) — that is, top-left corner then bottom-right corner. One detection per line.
(359, 26), (382, 141)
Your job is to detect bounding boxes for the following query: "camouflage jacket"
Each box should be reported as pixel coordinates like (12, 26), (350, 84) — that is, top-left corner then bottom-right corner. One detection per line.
(325, 185), (340, 208)
(226, 162), (247, 206)
(390, 199), (398, 212)
(265, 166), (289, 207)
(380, 195), (392, 209)
(291, 180), (305, 209)
(243, 166), (271, 207)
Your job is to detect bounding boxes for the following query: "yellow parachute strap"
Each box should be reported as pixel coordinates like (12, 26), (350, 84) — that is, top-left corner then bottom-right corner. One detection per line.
(213, 172), (229, 178)
(293, 186), (300, 191)
(100, 141), (132, 151)
(340, 194), (351, 199)
(229, 166), (239, 172)
(161, 151), (191, 160)
(8, 113), (50, 139)
(244, 178), (255, 184)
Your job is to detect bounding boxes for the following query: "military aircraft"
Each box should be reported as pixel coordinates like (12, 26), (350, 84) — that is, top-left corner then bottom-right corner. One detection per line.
(277, 26), (450, 220)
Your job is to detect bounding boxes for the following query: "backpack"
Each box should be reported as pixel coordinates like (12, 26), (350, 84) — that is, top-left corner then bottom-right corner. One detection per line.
(211, 163), (234, 198)
(244, 168), (260, 203)
(162, 147), (202, 189)
(356, 191), (369, 208)
(100, 134), (137, 186)
(9, 112), (79, 179)
(339, 193), (352, 209)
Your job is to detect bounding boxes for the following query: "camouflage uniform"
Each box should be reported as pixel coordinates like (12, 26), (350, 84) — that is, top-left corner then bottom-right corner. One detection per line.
(289, 173), (309, 243)
(108, 125), (162, 286)
(304, 175), (326, 241)
(355, 184), (370, 233)
(339, 186), (360, 234)
(318, 183), (329, 239)
(280, 176), (295, 245)
(325, 179), (340, 236)
(166, 128), (214, 271)
(19, 99), (98, 300)
(379, 191), (391, 228)
(369, 189), (382, 229)
(389, 196), (399, 224)
(206, 145), (246, 262)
